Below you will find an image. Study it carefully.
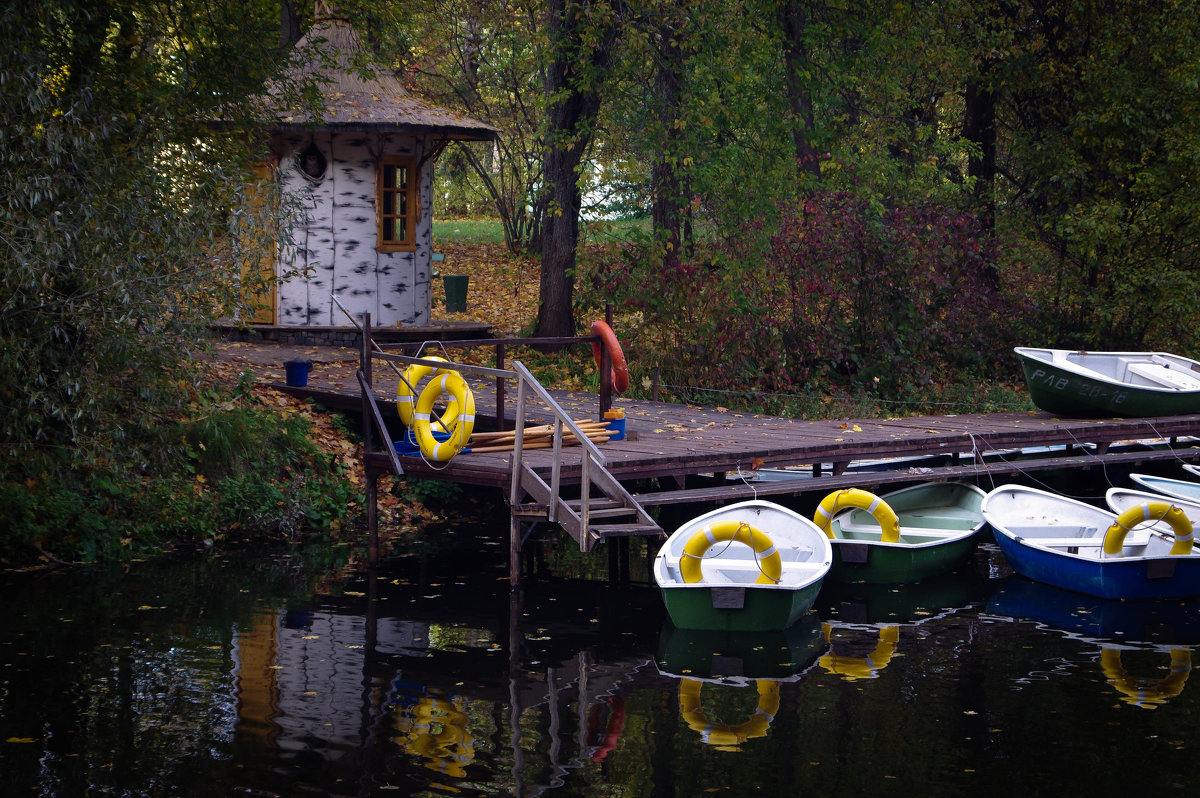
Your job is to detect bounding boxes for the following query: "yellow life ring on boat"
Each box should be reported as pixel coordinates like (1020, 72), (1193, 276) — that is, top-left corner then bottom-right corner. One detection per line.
(680, 520), (782, 585)
(813, 488), (902, 543)
(413, 372), (476, 461)
(1103, 501), (1194, 556)
(397, 356), (459, 432)
(1100, 647), (1192, 708)
(818, 623), (900, 681)
(678, 678), (780, 747)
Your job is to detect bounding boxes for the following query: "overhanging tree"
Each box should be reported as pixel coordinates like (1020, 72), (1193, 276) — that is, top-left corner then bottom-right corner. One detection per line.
(0, 0), (285, 480)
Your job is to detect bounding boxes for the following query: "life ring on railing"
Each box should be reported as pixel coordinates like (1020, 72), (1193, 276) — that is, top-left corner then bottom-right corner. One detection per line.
(1103, 501), (1194, 556)
(680, 520), (782, 585)
(413, 372), (476, 461)
(818, 623), (900, 681)
(1100, 647), (1192, 708)
(813, 489), (902, 543)
(678, 678), (780, 748)
(397, 356), (458, 432)
(590, 320), (630, 394)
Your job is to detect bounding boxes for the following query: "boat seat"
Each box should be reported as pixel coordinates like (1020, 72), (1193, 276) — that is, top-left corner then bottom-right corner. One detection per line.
(1020, 531), (1151, 548)
(1126, 362), (1200, 390)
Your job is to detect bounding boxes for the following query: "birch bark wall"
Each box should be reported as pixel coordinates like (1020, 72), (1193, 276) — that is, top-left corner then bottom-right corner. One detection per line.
(274, 131), (434, 327)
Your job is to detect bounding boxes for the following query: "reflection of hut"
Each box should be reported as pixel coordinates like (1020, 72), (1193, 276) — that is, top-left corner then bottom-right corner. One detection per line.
(247, 12), (496, 333)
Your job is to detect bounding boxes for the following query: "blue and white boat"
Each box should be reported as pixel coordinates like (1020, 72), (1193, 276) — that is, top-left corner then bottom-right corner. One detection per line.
(981, 484), (1200, 600)
(1129, 471), (1200, 503)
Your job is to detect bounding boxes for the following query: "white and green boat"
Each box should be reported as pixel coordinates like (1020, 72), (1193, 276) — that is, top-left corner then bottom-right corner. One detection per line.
(653, 500), (832, 632)
(1016, 347), (1200, 417)
(816, 482), (987, 584)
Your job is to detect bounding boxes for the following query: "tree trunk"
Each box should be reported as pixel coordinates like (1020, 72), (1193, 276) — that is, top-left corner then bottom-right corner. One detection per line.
(534, 0), (619, 339)
(651, 22), (685, 271)
(778, 0), (821, 179)
(963, 80), (996, 229)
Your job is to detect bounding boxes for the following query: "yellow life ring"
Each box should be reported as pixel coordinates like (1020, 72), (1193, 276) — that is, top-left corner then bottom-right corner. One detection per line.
(1103, 501), (1194, 556)
(392, 696), (475, 777)
(397, 356), (459, 433)
(818, 623), (900, 681)
(678, 678), (780, 747)
(1100, 647), (1192, 708)
(413, 373), (476, 461)
(813, 488), (902, 543)
(680, 520), (781, 585)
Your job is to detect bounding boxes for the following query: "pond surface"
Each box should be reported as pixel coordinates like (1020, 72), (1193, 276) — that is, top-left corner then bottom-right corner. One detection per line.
(4, 470), (1200, 797)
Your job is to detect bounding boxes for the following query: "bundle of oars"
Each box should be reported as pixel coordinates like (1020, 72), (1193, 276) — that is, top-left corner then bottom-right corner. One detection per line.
(468, 419), (612, 453)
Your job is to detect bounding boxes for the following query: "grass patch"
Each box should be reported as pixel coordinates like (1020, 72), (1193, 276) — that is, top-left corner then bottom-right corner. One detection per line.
(434, 216), (652, 247)
(433, 219), (508, 245)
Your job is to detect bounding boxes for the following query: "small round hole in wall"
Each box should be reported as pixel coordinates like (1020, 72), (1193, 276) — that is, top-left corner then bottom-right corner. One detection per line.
(297, 143), (327, 182)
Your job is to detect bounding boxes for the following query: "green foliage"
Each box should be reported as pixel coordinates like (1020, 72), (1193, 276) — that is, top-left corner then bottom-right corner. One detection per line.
(581, 190), (1022, 405)
(0, 396), (361, 565)
(397, 478), (464, 510)
(0, 1), (287, 479)
(989, 0), (1200, 350)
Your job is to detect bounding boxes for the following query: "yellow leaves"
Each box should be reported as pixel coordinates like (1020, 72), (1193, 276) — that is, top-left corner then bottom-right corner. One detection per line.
(837, 422), (863, 432)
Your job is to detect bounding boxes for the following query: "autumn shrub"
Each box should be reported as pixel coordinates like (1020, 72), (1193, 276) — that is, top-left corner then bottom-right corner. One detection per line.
(584, 191), (1023, 408)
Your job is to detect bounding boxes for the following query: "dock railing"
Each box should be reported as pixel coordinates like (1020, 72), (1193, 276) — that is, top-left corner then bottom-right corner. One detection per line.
(358, 314), (656, 580)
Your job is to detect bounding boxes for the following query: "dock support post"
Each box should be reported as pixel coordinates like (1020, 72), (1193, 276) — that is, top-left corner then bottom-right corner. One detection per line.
(510, 515), (522, 586)
(361, 313), (379, 564)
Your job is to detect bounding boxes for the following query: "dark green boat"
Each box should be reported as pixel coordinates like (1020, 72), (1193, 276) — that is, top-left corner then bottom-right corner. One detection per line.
(1016, 346), (1200, 417)
(818, 482), (986, 584)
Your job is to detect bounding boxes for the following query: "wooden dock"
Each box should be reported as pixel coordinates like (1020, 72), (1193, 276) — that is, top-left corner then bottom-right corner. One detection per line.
(282, 320), (1200, 582)
(381, 397), (1200, 504)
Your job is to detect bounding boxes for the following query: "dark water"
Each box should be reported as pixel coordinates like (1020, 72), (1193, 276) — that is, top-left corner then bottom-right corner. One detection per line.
(5, 469), (1200, 796)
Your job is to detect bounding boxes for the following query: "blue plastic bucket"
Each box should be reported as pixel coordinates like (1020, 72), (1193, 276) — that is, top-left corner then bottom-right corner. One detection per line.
(284, 359), (312, 387)
(607, 417), (626, 440)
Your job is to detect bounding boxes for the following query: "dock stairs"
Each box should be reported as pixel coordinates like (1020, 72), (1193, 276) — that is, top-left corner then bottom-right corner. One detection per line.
(511, 461), (662, 550)
(358, 337), (662, 575)
(504, 360), (662, 552)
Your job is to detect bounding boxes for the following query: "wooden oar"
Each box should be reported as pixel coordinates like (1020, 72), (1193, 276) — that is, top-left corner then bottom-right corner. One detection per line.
(470, 421), (611, 446)
(470, 435), (611, 454)
(469, 419), (607, 441)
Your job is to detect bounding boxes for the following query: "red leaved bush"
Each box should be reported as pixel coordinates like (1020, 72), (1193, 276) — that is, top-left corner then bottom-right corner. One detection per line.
(586, 191), (1016, 401)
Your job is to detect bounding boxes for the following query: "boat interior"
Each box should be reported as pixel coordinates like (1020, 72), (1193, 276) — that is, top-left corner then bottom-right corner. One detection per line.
(659, 546), (827, 587)
(1054, 351), (1200, 390)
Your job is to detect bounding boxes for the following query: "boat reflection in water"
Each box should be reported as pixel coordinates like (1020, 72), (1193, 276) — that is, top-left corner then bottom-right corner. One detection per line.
(987, 578), (1200, 708)
(655, 612), (824, 750)
(814, 571), (980, 681)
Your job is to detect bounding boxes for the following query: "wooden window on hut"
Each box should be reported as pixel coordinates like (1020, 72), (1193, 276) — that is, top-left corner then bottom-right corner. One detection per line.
(377, 157), (416, 251)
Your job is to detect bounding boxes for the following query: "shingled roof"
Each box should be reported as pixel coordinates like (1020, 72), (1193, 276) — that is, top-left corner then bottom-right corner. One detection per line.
(264, 15), (498, 141)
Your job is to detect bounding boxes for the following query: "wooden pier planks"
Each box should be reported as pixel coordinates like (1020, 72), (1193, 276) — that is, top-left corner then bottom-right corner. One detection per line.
(371, 386), (1200, 495)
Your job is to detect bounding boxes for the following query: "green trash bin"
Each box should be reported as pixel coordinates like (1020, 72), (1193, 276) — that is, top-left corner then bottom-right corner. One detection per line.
(443, 275), (469, 312)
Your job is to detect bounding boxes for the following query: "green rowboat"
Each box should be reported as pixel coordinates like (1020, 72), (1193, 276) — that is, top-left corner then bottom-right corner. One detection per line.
(817, 482), (986, 584)
(653, 500), (832, 632)
(1016, 346), (1200, 417)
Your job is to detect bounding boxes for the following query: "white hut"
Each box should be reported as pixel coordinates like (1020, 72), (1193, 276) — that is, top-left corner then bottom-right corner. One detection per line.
(249, 13), (496, 332)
